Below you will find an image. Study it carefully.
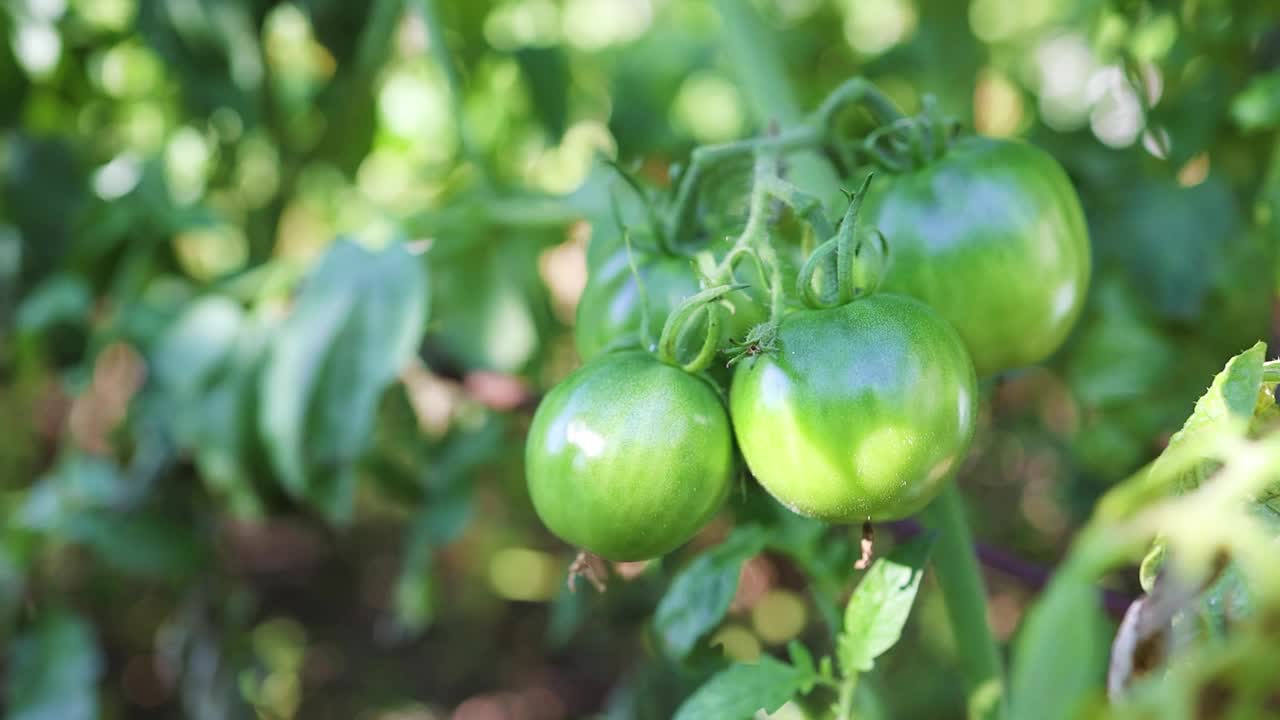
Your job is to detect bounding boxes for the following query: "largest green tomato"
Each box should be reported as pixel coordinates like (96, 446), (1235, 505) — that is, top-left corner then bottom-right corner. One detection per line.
(730, 295), (976, 522)
(861, 136), (1090, 377)
(526, 351), (734, 561)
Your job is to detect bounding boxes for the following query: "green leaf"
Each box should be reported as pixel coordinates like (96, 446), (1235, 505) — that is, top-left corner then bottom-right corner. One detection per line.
(1230, 71), (1280, 131)
(0, 540), (22, 628)
(514, 45), (568, 140)
(1131, 343), (1269, 581)
(654, 526), (766, 660)
(1009, 572), (1108, 720)
(153, 297), (269, 516)
(429, 237), (549, 374)
(259, 239), (429, 522)
(393, 492), (473, 634)
(151, 296), (244, 394)
(62, 511), (204, 579)
(15, 454), (205, 579)
(1147, 341), (1266, 494)
(14, 274), (91, 334)
(5, 610), (103, 720)
(837, 534), (934, 675)
(17, 454), (130, 530)
(672, 656), (805, 720)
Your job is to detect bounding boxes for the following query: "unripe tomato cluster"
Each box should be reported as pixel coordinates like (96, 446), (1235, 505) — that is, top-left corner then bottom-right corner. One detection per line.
(525, 133), (1090, 562)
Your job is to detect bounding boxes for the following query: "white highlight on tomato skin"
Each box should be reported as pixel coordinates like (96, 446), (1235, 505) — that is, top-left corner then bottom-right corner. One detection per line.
(756, 363), (793, 410)
(956, 383), (972, 431)
(565, 419), (606, 459)
(1051, 282), (1077, 325)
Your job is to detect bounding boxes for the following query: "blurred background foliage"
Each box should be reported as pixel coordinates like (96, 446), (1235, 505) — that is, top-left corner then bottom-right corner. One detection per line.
(0, 0), (1277, 718)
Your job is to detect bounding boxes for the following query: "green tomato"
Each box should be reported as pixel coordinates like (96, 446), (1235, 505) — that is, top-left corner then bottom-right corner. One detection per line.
(576, 247), (701, 360)
(576, 245), (765, 362)
(861, 136), (1091, 377)
(526, 351), (734, 560)
(730, 294), (976, 522)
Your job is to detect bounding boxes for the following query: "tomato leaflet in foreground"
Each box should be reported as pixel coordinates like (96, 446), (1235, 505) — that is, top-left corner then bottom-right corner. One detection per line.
(861, 136), (1091, 378)
(525, 351), (734, 561)
(730, 294), (977, 522)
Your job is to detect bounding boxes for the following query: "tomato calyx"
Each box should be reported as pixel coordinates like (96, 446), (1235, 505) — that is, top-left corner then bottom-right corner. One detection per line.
(655, 283), (751, 373)
(795, 173), (890, 310)
(723, 319), (779, 367)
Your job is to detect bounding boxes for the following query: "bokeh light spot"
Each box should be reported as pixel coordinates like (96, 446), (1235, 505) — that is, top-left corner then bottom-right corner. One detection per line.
(672, 72), (745, 144)
(842, 0), (917, 56)
(488, 547), (559, 602)
(750, 589), (807, 645)
(710, 625), (762, 662)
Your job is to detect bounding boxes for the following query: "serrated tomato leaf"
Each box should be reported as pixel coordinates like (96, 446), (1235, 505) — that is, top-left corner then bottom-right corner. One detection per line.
(838, 533), (933, 675)
(672, 656), (805, 720)
(1150, 341), (1265, 494)
(654, 525), (766, 660)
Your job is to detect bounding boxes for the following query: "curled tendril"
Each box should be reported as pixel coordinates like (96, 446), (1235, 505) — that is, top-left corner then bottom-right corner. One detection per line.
(656, 283), (749, 373)
(795, 174), (891, 310)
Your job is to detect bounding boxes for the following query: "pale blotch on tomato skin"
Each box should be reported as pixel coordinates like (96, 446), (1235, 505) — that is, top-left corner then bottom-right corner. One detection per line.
(730, 295), (977, 523)
(525, 351), (734, 561)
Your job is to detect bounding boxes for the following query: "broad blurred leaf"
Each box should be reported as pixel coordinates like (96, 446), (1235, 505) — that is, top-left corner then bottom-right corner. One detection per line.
(151, 296), (244, 393)
(154, 300), (274, 516)
(0, 540), (21, 628)
(17, 454), (131, 529)
(1066, 282), (1172, 409)
(5, 610), (103, 720)
(393, 491), (473, 634)
(14, 274), (91, 334)
(429, 235), (551, 374)
(1009, 572), (1108, 720)
(672, 655), (806, 720)
(654, 525), (766, 660)
(514, 45), (568, 140)
(838, 534), (934, 675)
(1094, 177), (1242, 321)
(17, 454), (204, 579)
(259, 239), (429, 522)
(1230, 71), (1280, 131)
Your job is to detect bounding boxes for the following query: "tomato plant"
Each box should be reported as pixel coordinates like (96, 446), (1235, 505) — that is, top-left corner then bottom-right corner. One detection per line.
(4, 0), (1279, 718)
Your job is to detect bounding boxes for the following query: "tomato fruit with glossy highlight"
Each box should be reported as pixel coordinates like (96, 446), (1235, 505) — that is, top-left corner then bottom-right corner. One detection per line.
(730, 294), (977, 522)
(526, 351), (734, 560)
(861, 136), (1090, 377)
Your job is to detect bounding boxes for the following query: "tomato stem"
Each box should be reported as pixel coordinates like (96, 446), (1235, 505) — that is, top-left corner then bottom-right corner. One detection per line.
(812, 77), (908, 134)
(921, 482), (1008, 720)
(835, 673), (858, 720)
(665, 126), (826, 249)
(655, 284), (744, 372)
